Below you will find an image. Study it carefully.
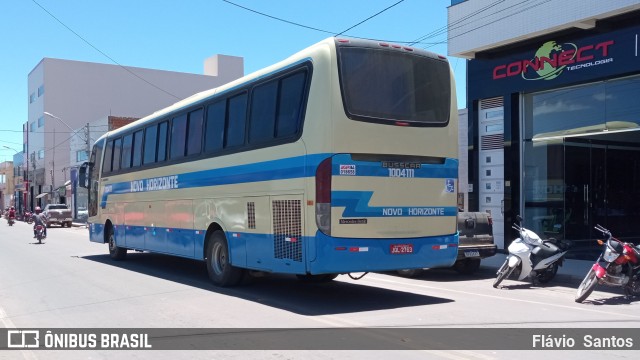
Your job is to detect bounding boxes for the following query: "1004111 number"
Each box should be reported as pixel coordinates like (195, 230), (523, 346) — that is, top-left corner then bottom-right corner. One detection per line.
(388, 169), (415, 178)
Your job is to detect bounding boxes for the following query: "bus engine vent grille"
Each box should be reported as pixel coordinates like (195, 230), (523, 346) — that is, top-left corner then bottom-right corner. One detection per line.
(272, 199), (302, 262)
(247, 202), (256, 229)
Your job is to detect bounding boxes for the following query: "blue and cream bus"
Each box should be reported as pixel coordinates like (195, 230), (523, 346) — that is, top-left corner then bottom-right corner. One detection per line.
(79, 37), (459, 286)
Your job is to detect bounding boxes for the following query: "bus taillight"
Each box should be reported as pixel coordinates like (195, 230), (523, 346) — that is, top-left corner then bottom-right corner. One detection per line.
(315, 157), (332, 235)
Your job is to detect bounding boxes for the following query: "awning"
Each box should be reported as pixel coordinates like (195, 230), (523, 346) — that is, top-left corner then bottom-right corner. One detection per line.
(35, 193), (49, 199)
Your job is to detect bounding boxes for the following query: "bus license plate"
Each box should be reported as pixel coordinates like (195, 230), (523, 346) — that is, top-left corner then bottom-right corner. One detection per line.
(390, 244), (413, 254)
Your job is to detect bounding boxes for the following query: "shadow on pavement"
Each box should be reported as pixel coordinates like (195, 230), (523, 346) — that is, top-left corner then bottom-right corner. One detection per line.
(81, 252), (454, 316)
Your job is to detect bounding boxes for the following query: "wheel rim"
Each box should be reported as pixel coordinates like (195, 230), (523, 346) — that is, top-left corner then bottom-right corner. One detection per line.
(109, 234), (116, 252)
(578, 270), (596, 294)
(212, 242), (227, 275)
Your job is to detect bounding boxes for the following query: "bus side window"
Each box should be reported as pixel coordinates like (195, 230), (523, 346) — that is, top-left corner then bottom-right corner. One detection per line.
(112, 138), (122, 172)
(170, 114), (187, 160)
(132, 130), (143, 167)
(187, 108), (204, 156)
(249, 80), (278, 144)
(102, 139), (114, 174)
(225, 93), (248, 148)
(157, 121), (168, 162)
(205, 100), (225, 153)
(277, 71), (307, 138)
(143, 124), (158, 165)
(121, 133), (133, 169)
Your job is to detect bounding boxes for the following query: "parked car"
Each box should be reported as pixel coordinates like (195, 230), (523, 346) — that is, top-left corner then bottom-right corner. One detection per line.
(397, 211), (497, 277)
(42, 204), (73, 227)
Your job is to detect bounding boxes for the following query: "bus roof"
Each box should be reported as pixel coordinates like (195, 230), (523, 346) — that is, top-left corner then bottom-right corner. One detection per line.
(95, 37), (446, 144)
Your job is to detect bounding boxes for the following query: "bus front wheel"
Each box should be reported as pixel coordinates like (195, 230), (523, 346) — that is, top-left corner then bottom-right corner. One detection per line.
(206, 231), (243, 287)
(107, 226), (127, 260)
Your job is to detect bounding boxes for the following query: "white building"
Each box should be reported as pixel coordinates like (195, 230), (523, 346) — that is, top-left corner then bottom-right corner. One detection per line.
(24, 55), (244, 210)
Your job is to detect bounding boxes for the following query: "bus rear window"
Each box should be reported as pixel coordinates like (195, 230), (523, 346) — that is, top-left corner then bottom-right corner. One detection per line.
(338, 47), (451, 126)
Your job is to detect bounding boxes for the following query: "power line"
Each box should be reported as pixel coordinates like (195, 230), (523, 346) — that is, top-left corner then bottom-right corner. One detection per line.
(335, 0), (404, 36)
(409, 0), (507, 45)
(421, 0), (551, 50)
(30, 0), (181, 100)
(222, 0), (334, 35)
(221, 0), (439, 45)
(0, 139), (23, 146)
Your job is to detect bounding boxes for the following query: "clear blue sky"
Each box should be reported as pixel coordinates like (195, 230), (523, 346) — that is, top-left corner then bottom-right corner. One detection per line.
(0, 0), (465, 161)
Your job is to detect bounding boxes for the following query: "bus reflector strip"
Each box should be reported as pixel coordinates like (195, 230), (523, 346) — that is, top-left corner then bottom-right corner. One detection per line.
(285, 237), (298, 242)
(335, 246), (347, 251)
(232, 233), (239, 238)
(166, 229), (172, 232)
(195, 231), (201, 235)
(432, 245), (448, 250)
(349, 247), (369, 252)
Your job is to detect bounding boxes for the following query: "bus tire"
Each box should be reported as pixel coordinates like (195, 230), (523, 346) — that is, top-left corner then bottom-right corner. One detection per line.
(296, 274), (338, 283)
(396, 269), (424, 278)
(107, 226), (127, 260)
(206, 230), (243, 287)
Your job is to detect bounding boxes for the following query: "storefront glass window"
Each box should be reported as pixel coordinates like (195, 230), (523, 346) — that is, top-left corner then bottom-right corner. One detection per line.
(523, 75), (640, 258)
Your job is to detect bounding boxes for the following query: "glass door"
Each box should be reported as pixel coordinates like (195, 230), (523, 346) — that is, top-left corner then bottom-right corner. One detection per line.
(563, 140), (605, 258)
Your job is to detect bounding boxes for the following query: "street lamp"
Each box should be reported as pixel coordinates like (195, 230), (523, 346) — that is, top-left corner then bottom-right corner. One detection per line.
(43, 112), (90, 215)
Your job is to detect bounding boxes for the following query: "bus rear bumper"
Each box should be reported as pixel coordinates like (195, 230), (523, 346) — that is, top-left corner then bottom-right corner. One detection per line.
(308, 231), (459, 274)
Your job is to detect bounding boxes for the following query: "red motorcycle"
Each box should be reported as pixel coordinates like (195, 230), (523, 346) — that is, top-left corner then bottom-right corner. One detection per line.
(575, 225), (640, 303)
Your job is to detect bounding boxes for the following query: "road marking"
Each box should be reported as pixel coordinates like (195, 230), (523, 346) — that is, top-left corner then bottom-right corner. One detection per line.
(367, 275), (640, 320)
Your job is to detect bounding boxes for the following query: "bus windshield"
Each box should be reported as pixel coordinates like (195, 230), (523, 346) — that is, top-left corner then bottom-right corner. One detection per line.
(338, 46), (451, 126)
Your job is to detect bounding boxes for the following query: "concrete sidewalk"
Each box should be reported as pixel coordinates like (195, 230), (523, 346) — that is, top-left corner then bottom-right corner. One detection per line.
(480, 253), (595, 284)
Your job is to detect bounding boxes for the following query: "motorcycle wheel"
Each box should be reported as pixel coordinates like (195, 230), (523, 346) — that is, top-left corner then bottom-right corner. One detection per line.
(575, 268), (598, 303)
(493, 260), (514, 288)
(627, 275), (640, 297)
(536, 263), (559, 284)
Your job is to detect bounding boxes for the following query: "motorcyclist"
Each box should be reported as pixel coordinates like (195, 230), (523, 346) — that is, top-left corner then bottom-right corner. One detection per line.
(8, 206), (16, 224)
(32, 207), (48, 238)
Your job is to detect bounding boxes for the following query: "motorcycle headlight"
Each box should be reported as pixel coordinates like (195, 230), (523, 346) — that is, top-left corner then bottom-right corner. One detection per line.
(603, 244), (620, 262)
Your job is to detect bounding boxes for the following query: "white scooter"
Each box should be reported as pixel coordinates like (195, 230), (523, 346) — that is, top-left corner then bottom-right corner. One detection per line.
(493, 215), (571, 288)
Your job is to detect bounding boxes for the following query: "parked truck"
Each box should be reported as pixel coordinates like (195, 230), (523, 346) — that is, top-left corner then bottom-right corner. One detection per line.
(42, 204), (73, 228)
(397, 211), (497, 277)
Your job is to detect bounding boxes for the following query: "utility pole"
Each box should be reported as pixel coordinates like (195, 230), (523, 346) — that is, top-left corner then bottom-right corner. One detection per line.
(85, 122), (90, 157)
(52, 127), (55, 204)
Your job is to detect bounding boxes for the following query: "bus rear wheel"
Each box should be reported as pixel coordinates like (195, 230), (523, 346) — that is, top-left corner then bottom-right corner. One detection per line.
(206, 230), (243, 287)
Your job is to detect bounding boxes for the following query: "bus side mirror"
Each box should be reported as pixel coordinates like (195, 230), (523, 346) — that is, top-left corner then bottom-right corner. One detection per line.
(79, 162), (89, 189)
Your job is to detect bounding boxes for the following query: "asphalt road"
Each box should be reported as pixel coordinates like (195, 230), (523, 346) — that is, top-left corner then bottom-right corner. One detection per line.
(0, 218), (638, 360)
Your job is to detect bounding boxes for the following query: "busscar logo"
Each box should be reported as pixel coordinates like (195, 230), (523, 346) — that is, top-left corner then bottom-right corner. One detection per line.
(381, 161), (421, 169)
(493, 40), (614, 81)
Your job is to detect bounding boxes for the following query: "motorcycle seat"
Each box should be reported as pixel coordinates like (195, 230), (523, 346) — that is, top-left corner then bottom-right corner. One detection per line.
(533, 242), (560, 257)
